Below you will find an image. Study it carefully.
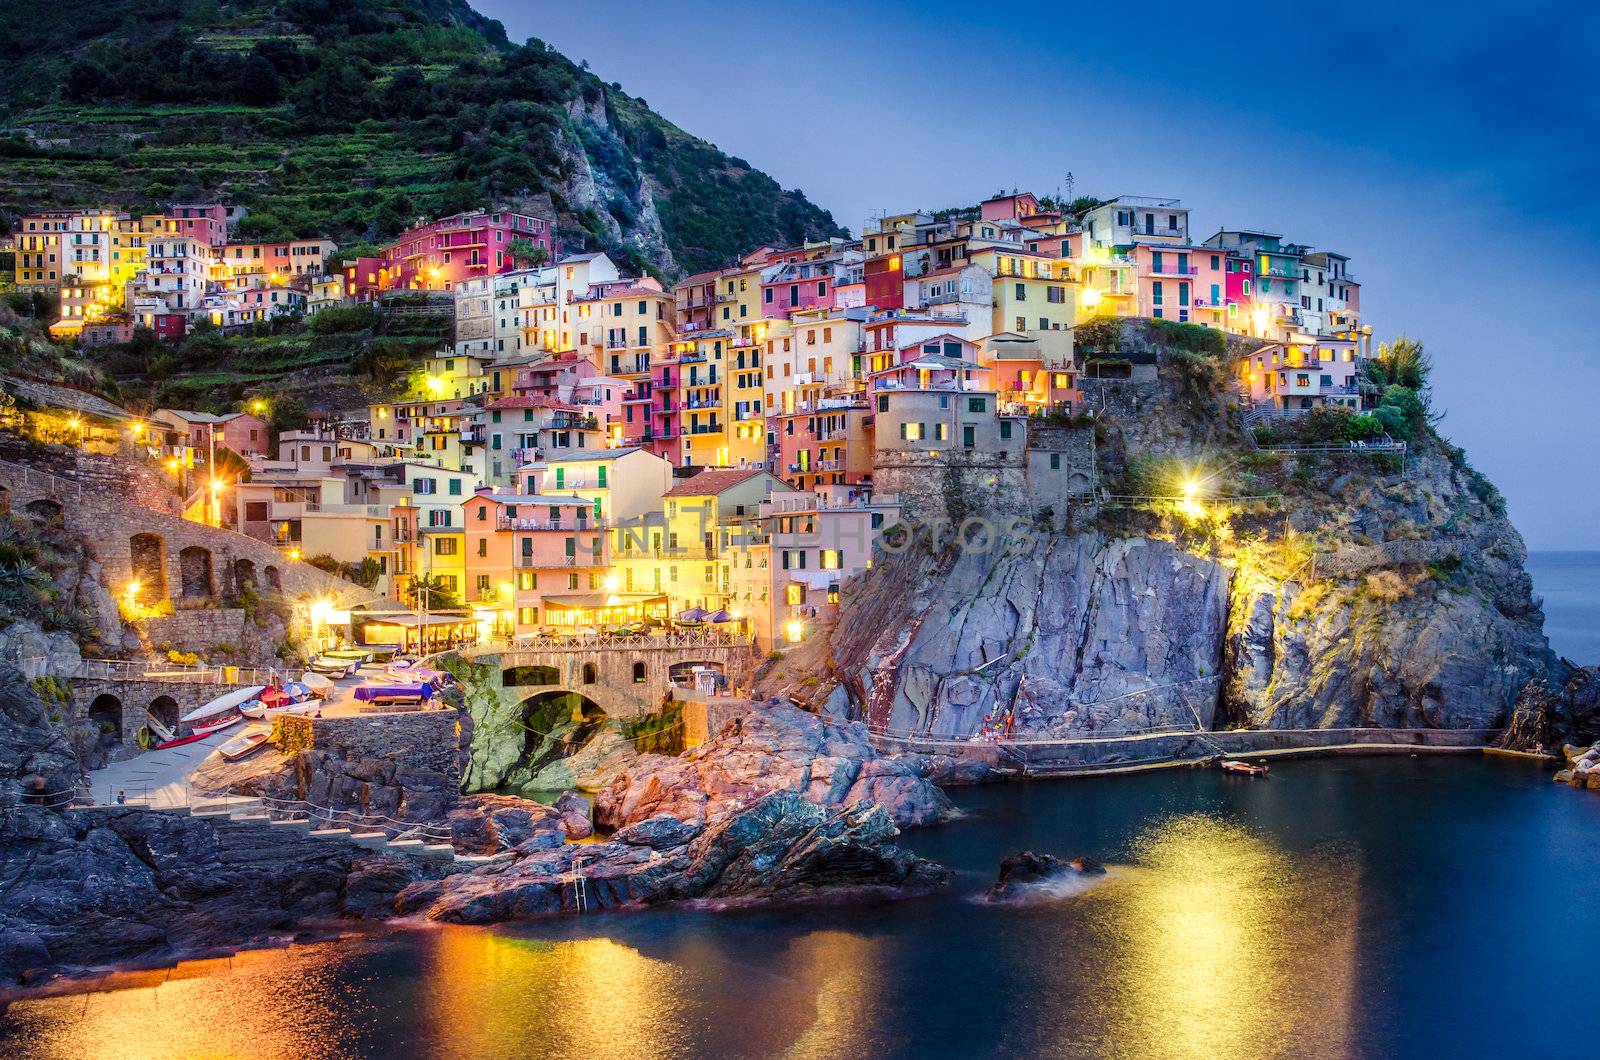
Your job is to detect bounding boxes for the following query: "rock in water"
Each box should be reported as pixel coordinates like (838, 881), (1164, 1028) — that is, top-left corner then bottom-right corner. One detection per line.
(398, 791), (950, 923)
(985, 850), (1103, 901)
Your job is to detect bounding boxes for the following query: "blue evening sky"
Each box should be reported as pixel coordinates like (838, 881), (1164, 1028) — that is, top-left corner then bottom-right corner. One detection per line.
(479, 0), (1600, 549)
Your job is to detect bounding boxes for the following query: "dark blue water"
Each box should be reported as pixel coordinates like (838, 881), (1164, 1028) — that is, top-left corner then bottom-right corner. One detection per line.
(1527, 550), (1600, 664)
(4, 757), (1597, 1059)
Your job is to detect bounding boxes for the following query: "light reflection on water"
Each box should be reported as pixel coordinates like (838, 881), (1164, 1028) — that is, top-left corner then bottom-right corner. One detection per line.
(3, 759), (1594, 1058)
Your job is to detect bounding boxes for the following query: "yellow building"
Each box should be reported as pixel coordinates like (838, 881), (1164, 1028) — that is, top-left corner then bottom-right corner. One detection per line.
(968, 246), (1077, 335)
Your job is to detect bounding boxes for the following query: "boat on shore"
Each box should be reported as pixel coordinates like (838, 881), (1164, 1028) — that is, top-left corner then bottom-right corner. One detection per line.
(163, 686), (264, 747)
(216, 729), (272, 761)
(1220, 759), (1269, 776)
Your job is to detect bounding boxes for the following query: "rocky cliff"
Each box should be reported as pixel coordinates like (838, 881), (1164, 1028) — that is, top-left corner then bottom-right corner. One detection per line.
(771, 346), (1566, 746)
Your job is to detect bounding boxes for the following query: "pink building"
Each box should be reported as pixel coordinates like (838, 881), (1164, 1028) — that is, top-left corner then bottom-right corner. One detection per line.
(462, 490), (607, 632)
(166, 204), (228, 247)
(761, 258), (840, 318)
(1237, 337), (1363, 411)
(380, 208), (556, 292)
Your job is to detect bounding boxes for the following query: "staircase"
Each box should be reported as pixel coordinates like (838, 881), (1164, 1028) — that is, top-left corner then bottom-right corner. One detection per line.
(178, 798), (498, 867)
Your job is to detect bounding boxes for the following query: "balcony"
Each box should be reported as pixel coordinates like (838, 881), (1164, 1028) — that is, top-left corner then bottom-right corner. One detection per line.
(1148, 264), (1200, 277)
(497, 515), (605, 531)
(516, 550), (606, 567)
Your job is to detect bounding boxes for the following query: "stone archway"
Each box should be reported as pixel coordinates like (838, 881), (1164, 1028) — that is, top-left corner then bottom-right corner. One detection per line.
(24, 497), (63, 523)
(264, 564), (282, 591)
(178, 545), (214, 598)
(581, 662), (598, 685)
(130, 532), (168, 601)
(668, 660), (724, 685)
(512, 689), (609, 793)
(88, 693), (123, 741)
(0, 483), (10, 516)
(233, 558), (257, 596)
(148, 695), (180, 734)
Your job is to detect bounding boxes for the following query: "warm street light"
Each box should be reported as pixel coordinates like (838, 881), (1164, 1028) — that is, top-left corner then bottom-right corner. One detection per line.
(785, 619), (806, 643)
(250, 400), (266, 414)
(123, 580), (141, 611)
(287, 548), (302, 562)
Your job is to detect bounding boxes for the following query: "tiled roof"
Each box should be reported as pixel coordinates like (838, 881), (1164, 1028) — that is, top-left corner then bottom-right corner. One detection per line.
(663, 467), (766, 498)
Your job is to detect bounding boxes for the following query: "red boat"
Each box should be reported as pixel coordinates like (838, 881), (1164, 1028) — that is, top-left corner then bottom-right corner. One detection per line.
(1220, 759), (1269, 777)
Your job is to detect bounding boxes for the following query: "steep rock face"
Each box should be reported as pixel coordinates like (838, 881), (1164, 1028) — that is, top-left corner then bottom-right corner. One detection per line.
(595, 705), (954, 830)
(397, 792), (950, 923)
(832, 535), (1231, 738)
(813, 437), (1560, 740)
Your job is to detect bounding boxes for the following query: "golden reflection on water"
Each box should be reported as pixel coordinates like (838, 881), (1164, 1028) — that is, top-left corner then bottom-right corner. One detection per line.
(0, 940), (372, 1060)
(778, 930), (882, 1060)
(1069, 814), (1359, 1059)
(416, 927), (697, 1057)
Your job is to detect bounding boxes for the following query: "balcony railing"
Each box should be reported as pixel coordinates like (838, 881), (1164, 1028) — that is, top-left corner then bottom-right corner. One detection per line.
(515, 550), (606, 567)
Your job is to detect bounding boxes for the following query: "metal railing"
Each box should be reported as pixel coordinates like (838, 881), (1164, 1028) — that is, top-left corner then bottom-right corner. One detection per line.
(37, 657), (282, 685)
(475, 628), (752, 652)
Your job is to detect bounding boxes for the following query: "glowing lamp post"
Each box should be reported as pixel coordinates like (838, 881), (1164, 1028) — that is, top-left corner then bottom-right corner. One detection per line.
(122, 580), (142, 614)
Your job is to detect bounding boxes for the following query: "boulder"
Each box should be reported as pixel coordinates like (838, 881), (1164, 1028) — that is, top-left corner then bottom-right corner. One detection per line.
(397, 791), (950, 924)
(984, 850), (1104, 901)
(596, 705), (953, 831)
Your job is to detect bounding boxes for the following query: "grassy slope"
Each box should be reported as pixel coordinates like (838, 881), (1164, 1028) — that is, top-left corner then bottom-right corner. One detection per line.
(0, 0), (845, 276)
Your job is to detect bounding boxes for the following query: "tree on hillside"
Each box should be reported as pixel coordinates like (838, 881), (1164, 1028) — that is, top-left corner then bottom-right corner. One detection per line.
(508, 239), (549, 269)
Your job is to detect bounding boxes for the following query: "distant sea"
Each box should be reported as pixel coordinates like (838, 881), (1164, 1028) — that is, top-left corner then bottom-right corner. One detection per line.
(1526, 551), (1600, 664)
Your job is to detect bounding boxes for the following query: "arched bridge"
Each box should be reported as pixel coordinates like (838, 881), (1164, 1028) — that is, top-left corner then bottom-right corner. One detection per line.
(453, 630), (757, 719)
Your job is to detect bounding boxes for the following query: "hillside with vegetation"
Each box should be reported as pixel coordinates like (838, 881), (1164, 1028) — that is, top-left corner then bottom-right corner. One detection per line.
(0, 0), (845, 277)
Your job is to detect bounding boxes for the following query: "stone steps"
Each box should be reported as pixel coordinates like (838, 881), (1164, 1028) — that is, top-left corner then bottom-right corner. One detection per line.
(103, 797), (473, 866)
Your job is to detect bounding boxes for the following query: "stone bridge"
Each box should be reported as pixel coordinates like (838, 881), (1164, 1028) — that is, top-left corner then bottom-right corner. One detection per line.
(454, 632), (758, 721)
(0, 457), (375, 610)
(66, 675), (233, 746)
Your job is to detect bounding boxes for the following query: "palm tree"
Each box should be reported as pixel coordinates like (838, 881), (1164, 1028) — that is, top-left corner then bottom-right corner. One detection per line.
(1376, 336), (1431, 391)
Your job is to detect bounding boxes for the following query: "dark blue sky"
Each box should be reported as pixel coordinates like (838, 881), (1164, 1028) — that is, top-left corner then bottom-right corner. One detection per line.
(480, 0), (1600, 549)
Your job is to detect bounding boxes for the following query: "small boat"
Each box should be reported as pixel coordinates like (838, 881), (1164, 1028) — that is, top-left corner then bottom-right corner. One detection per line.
(298, 671), (334, 696)
(241, 697), (320, 720)
(157, 712), (244, 748)
(217, 729), (272, 761)
(181, 685), (265, 726)
(310, 652), (365, 676)
(1220, 759), (1269, 777)
(359, 644), (402, 662)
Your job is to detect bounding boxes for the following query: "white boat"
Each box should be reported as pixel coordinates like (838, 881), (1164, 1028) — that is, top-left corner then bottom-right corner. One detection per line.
(181, 686), (266, 725)
(241, 699), (320, 720)
(297, 671), (334, 695)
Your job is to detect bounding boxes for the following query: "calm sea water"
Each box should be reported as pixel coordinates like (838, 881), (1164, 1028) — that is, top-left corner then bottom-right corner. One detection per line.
(1526, 550), (1600, 664)
(4, 757), (1598, 1059)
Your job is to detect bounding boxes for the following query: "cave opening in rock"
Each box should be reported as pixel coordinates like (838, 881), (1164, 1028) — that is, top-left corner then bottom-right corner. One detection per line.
(512, 689), (609, 790)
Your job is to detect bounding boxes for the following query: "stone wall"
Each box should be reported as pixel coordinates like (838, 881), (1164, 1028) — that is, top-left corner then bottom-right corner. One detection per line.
(0, 458), (377, 613)
(140, 610), (249, 652)
(311, 711), (465, 782)
(873, 424), (1098, 525)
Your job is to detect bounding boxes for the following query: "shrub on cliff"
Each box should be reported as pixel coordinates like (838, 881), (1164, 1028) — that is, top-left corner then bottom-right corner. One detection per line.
(308, 305), (375, 335)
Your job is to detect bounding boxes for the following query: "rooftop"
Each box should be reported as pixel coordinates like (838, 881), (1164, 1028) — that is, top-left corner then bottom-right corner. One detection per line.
(663, 467), (767, 498)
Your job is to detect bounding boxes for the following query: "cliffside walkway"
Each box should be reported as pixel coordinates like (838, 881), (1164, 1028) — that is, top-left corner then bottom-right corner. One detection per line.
(858, 722), (1503, 775)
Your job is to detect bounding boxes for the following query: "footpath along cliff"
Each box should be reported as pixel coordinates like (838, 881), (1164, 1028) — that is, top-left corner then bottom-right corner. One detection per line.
(760, 323), (1576, 749)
